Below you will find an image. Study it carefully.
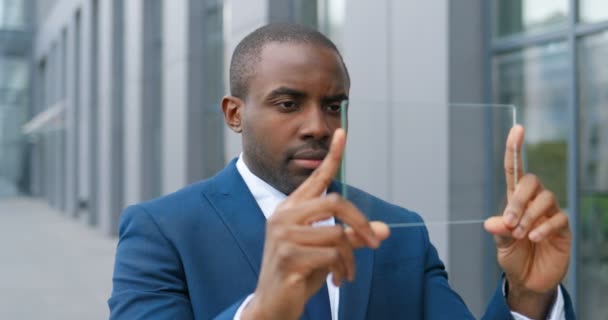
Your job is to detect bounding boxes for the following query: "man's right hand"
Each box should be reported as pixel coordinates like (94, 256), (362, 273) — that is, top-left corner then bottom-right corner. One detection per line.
(241, 129), (390, 320)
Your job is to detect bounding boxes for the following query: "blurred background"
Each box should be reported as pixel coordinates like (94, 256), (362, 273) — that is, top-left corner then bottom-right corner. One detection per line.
(0, 0), (607, 318)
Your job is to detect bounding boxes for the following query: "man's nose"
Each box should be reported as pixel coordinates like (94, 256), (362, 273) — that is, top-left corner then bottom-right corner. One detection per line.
(299, 105), (330, 140)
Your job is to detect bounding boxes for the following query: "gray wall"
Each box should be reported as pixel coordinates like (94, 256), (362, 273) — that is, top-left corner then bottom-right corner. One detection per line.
(124, 0), (163, 206)
(342, 0), (450, 265)
(223, 0), (268, 162)
(123, 0), (144, 206)
(162, 0), (228, 195)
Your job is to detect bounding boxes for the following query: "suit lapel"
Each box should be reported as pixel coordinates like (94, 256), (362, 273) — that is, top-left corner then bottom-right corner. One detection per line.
(204, 168), (373, 320)
(339, 249), (374, 320)
(203, 160), (267, 276)
(329, 182), (374, 320)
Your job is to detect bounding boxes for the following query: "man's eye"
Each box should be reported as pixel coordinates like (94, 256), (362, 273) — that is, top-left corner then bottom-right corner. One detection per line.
(277, 101), (297, 110)
(326, 104), (341, 113)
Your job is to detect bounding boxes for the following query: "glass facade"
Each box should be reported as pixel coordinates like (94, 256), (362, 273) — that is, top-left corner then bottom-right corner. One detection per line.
(0, 57), (29, 196)
(0, 0), (30, 197)
(0, 0), (27, 29)
(493, 0), (608, 316)
(577, 30), (608, 320)
(494, 0), (569, 37)
(579, 0), (608, 24)
(493, 43), (570, 208)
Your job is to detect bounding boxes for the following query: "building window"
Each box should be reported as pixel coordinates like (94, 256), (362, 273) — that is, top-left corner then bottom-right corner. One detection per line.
(577, 29), (608, 319)
(579, 0), (608, 24)
(493, 42), (569, 208)
(491, 0), (608, 317)
(494, 0), (569, 37)
(0, 0), (26, 29)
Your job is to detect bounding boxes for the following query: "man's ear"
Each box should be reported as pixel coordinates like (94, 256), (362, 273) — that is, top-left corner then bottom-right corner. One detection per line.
(221, 96), (244, 133)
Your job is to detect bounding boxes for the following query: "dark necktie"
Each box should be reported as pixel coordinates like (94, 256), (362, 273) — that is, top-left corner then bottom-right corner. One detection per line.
(305, 283), (332, 320)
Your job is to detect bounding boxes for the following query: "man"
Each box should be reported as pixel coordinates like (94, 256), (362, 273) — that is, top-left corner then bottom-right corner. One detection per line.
(109, 23), (575, 319)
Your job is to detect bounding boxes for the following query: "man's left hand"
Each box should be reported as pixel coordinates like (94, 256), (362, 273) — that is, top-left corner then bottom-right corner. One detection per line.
(484, 124), (572, 319)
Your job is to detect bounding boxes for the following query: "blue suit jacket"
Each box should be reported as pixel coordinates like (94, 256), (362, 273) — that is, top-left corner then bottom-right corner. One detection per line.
(109, 160), (575, 319)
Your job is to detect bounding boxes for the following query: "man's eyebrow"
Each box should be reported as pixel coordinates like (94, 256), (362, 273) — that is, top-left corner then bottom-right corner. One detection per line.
(321, 94), (349, 104)
(267, 87), (307, 99)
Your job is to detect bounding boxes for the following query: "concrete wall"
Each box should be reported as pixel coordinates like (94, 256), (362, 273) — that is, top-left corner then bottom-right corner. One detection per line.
(162, 0), (230, 195)
(96, 0), (124, 235)
(161, 0), (189, 193)
(223, 0), (268, 162)
(123, 0), (144, 206)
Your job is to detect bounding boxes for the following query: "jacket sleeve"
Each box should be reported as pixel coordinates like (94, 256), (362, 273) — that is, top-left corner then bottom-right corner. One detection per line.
(482, 277), (577, 320)
(108, 205), (245, 319)
(421, 229), (577, 320)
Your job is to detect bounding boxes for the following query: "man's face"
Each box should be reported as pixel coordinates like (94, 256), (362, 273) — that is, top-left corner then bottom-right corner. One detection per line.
(240, 42), (349, 195)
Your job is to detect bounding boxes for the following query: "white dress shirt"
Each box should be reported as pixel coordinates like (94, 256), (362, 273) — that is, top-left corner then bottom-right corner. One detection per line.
(232, 155), (565, 320)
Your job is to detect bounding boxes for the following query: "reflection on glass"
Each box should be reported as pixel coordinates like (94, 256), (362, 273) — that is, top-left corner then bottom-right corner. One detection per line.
(493, 42), (569, 208)
(0, 0), (26, 29)
(0, 57), (29, 197)
(579, 0), (608, 24)
(494, 0), (568, 37)
(578, 30), (608, 320)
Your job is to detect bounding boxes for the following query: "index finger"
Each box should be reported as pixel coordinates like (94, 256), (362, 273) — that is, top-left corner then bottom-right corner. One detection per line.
(504, 124), (525, 198)
(290, 128), (346, 200)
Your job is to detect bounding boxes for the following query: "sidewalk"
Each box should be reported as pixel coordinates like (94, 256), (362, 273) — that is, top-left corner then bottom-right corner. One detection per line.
(0, 197), (117, 319)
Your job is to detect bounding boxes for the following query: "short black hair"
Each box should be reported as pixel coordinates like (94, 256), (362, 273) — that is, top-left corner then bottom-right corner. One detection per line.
(229, 23), (350, 99)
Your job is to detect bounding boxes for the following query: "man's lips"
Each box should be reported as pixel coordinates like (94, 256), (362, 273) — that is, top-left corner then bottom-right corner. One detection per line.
(291, 150), (328, 170)
(291, 159), (323, 170)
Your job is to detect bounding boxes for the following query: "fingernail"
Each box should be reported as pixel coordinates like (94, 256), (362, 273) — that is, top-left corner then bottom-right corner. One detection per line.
(529, 230), (542, 242)
(504, 210), (518, 227)
(513, 225), (525, 239)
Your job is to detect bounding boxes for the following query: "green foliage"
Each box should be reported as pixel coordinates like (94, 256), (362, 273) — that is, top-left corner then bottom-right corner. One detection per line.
(526, 141), (568, 208)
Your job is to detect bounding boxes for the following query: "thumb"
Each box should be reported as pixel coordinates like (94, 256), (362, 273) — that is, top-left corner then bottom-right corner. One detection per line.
(345, 221), (390, 248)
(484, 216), (515, 249)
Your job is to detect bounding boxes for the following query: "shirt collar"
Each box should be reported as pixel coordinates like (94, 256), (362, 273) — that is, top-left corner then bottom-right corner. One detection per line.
(235, 153), (331, 226)
(236, 154), (287, 219)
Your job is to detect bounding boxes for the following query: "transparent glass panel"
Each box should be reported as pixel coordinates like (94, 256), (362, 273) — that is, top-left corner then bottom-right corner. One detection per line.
(579, 0), (608, 24)
(494, 0), (568, 37)
(336, 101), (519, 313)
(338, 101), (517, 228)
(493, 42), (569, 208)
(340, 100), (516, 302)
(577, 30), (608, 320)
